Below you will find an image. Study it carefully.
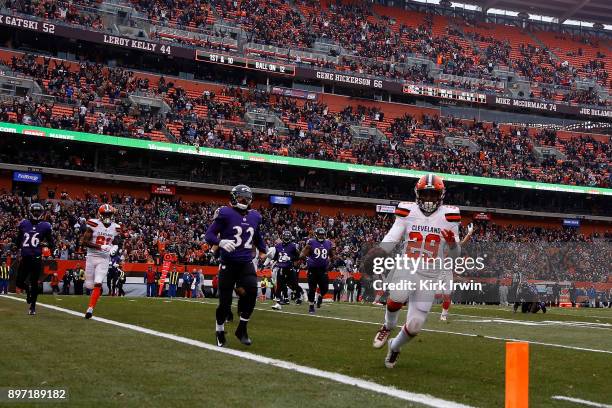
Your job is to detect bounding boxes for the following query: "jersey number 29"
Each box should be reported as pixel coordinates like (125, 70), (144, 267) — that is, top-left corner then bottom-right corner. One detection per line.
(406, 232), (440, 259)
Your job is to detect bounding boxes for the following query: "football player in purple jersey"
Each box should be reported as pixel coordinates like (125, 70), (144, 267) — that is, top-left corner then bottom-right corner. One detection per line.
(205, 185), (267, 347)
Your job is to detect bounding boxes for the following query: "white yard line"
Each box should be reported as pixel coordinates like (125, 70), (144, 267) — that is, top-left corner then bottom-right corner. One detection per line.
(458, 304), (612, 320)
(551, 396), (612, 407)
(451, 318), (612, 330)
(173, 298), (612, 354)
(326, 302), (612, 328)
(0, 295), (472, 408)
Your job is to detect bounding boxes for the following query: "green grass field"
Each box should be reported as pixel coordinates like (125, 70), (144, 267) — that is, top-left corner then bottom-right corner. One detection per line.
(1, 294), (611, 408)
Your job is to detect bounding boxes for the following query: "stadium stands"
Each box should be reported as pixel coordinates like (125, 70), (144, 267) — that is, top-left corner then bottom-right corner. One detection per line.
(0, 191), (608, 282)
(3, 0), (611, 100)
(3, 51), (609, 188)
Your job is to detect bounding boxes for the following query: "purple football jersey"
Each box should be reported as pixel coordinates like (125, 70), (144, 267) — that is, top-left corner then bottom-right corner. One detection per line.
(306, 239), (332, 269)
(274, 242), (298, 268)
(17, 219), (53, 257)
(205, 206), (266, 263)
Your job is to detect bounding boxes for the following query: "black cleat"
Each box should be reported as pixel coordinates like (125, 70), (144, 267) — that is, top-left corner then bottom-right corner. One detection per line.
(309, 304), (315, 314)
(385, 339), (401, 369)
(296, 298), (302, 305)
(235, 325), (252, 346)
(84, 307), (94, 319)
(216, 331), (227, 347)
(28, 307), (36, 316)
(316, 295), (322, 308)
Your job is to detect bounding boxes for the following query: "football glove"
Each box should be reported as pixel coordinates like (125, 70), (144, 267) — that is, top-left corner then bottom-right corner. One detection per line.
(441, 229), (457, 248)
(219, 239), (237, 253)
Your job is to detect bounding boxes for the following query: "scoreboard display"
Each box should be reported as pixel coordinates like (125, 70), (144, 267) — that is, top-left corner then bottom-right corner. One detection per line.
(403, 84), (487, 104)
(195, 51), (295, 76)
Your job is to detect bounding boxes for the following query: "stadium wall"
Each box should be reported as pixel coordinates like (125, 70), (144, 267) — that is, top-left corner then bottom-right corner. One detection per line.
(9, 260), (610, 298)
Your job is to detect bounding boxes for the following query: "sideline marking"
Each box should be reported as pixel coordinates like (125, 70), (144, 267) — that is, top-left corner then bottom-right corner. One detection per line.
(0, 295), (472, 408)
(174, 298), (612, 354)
(551, 396), (612, 407)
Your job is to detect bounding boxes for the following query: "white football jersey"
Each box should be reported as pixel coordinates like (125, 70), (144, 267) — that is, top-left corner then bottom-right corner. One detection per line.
(382, 202), (460, 278)
(86, 218), (122, 257)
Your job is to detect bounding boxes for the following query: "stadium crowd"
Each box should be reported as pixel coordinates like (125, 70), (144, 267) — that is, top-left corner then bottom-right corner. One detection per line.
(0, 191), (609, 283)
(3, 0), (611, 99)
(2, 52), (610, 188)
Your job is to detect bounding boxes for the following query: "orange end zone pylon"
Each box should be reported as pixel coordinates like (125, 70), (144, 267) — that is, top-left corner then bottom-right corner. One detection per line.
(505, 342), (529, 408)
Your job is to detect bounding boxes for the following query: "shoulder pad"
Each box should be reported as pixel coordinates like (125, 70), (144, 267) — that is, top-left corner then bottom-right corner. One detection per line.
(86, 219), (99, 228)
(212, 207), (222, 220)
(394, 201), (414, 217)
(442, 206), (461, 222)
(248, 209), (262, 219)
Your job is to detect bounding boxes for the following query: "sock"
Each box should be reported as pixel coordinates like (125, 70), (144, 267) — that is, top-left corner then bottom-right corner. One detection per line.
(442, 300), (451, 313)
(384, 309), (400, 330)
(237, 318), (248, 333)
(88, 286), (101, 309)
(391, 325), (415, 352)
(216, 323), (225, 332)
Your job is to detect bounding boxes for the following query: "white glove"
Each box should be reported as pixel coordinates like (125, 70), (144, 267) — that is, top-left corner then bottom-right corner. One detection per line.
(467, 223), (474, 234)
(219, 239), (237, 253)
(100, 244), (112, 253)
(110, 245), (119, 256)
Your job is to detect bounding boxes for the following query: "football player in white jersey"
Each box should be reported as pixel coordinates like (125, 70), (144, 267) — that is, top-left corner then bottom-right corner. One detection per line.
(439, 222), (474, 321)
(365, 174), (462, 368)
(80, 204), (122, 319)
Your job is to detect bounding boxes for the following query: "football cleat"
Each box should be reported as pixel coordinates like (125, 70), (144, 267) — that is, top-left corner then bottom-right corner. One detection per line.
(316, 295), (322, 308)
(28, 306), (36, 316)
(440, 314), (448, 321)
(216, 331), (227, 347)
(373, 325), (391, 349)
(309, 304), (315, 314)
(235, 325), (252, 346)
(84, 307), (94, 319)
(385, 339), (400, 369)
(296, 298), (302, 305)
(272, 303), (282, 311)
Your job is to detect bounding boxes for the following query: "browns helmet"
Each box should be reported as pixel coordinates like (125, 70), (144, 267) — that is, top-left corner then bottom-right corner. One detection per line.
(98, 204), (116, 226)
(414, 174), (445, 214)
